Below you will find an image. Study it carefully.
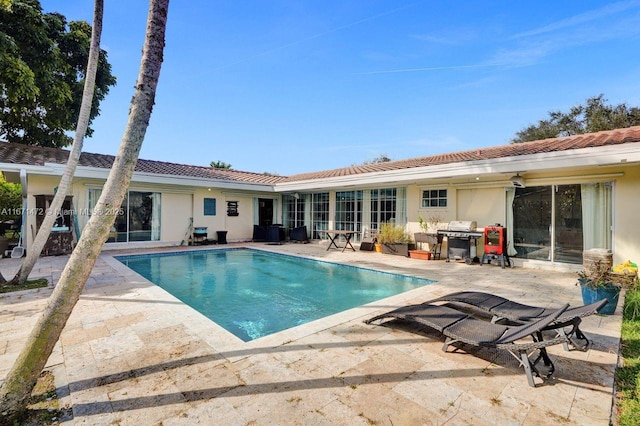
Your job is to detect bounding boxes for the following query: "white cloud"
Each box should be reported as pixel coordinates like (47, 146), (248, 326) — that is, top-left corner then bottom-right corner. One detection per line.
(511, 0), (640, 39)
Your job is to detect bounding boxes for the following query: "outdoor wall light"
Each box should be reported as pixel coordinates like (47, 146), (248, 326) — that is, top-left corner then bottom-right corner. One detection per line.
(509, 173), (526, 188)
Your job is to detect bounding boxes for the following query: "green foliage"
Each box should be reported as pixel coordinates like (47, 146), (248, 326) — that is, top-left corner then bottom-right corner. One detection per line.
(624, 277), (640, 320)
(358, 153), (392, 165)
(616, 282), (640, 425)
(577, 260), (626, 289)
(210, 160), (232, 169)
(512, 94), (640, 143)
(0, 278), (47, 293)
(377, 222), (411, 244)
(418, 214), (444, 232)
(0, 0), (116, 147)
(0, 175), (21, 221)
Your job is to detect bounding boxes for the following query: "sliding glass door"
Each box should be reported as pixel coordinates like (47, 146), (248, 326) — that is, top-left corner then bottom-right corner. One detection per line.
(127, 192), (161, 241)
(88, 189), (161, 242)
(511, 183), (611, 264)
(513, 186), (552, 261)
(554, 185), (583, 263)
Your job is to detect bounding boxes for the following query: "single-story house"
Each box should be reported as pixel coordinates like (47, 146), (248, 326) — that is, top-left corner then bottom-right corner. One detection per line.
(1, 126), (639, 270)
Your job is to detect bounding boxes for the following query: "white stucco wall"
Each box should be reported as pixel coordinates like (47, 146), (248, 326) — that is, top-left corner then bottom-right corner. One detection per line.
(10, 159), (640, 268)
(456, 187), (505, 229)
(161, 193), (193, 243)
(22, 175), (66, 248)
(220, 194), (254, 242)
(404, 163), (640, 268)
(613, 165), (640, 266)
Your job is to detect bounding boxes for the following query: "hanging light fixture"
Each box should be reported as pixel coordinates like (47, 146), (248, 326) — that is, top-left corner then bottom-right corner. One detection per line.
(509, 173), (526, 188)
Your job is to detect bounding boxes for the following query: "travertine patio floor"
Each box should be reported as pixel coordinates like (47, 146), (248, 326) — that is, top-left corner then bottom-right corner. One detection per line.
(0, 242), (622, 425)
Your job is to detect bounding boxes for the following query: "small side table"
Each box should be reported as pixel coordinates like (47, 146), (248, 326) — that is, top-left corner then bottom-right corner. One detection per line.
(192, 232), (207, 245)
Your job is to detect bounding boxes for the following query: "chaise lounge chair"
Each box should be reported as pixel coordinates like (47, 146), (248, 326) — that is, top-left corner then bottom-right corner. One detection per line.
(429, 291), (608, 351)
(364, 303), (570, 387)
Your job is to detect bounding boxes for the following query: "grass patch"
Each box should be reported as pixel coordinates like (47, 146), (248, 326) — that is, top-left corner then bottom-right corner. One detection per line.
(616, 279), (640, 425)
(17, 370), (71, 425)
(2, 279), (66, 425)
(0, 278), (48, 294)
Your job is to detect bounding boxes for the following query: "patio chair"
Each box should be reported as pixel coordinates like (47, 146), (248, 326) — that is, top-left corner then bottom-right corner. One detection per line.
(359, 227), (377, 251)
(429, 291), (608, 351)
(364, 303), (570, 387)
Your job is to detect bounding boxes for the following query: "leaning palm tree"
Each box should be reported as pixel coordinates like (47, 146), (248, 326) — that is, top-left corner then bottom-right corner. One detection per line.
(7, 0), (104, 287)
(0, 0), (170, 422)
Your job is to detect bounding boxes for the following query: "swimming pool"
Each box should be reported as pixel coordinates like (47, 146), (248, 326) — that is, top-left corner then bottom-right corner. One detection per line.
(116, 248), (434, 342)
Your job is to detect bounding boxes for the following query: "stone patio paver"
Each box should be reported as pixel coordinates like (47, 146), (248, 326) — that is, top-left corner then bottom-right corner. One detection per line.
(0, 242), (622, 425)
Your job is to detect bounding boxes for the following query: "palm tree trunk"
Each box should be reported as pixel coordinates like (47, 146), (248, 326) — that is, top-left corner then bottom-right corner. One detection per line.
(8, 0), (104, 286)
(0, 0), (169, 422)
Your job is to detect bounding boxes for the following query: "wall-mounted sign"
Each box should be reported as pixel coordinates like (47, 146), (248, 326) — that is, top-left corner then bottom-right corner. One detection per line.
(227, 201), (239, 216)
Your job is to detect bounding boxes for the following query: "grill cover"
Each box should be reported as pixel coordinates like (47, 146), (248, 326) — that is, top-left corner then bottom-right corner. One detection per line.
(447, 221), (477, 232)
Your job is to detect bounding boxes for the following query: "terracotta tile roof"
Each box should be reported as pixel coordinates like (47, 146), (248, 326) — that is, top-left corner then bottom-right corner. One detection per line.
(281, 126), (640, 182)
(2, 126), (639, 186)
(0, 143), (286, 184)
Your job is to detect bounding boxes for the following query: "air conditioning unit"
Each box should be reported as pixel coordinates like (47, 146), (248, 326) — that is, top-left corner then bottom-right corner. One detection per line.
(510, 175), (526, 188)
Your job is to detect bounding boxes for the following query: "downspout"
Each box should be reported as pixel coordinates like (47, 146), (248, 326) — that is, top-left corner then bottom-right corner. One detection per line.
(19, 169), (27, 251)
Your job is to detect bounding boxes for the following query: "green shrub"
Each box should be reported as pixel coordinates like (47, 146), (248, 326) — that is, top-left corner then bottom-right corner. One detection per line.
(377, 223), (412, 244)
(0, 175), (22, 222)
(624, 277), (640, 320)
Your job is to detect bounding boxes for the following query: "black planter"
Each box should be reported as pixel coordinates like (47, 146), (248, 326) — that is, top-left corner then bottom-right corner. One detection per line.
(381, 243), (410, 257)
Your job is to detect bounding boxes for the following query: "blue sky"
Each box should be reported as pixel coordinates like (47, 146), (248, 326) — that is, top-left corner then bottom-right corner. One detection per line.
(40, 0), (640, 175)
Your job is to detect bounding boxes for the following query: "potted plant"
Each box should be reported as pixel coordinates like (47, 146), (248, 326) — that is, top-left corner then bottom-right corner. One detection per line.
(377, 223), (413, 257)
(413, 215), (445, 259)
(415, 215), (444, 244)
(577, 260), (625, 315)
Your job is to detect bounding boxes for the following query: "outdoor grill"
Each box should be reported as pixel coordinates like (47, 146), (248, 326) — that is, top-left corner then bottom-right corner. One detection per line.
(437, 221), (483, 264)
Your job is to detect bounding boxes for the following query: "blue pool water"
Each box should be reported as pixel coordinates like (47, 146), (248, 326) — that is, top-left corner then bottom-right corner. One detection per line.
(116, 248), (434, 341)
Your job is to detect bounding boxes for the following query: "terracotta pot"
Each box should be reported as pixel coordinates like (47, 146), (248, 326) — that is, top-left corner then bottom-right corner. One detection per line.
(409, 250), (431, 260)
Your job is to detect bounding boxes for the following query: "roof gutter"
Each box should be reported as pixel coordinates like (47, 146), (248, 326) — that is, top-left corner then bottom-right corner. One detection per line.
(274, 143), (640, 192)
(43, 164), (278, 193)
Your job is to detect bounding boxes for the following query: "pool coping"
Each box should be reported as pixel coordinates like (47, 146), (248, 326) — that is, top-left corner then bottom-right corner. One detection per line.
(104, 246), (441, 359)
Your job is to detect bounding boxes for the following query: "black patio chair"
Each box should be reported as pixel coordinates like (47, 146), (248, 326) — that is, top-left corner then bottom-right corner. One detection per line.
(365, 303), (570, 387)
(429, 291), (607, 351)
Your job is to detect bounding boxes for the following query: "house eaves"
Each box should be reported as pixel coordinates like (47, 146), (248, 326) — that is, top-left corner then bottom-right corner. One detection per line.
(44, 163), (277, 193)
(0, 142), (283, 190)
(274, 138), (640, 192)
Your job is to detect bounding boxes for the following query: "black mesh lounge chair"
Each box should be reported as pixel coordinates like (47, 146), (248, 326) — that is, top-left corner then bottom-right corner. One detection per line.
(365, 303), (569, 387)
(429, 291), (608, 351)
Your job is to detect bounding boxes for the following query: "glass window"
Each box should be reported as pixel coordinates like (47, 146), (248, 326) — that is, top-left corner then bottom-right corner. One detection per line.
(283, 195), (305, 228)
(312, 193), (329, 239)
(422, 189), (447, 207)
(359, 187), (406, 239)
(335, 191), (362, 233)
(204, 198), (216, 216)
(87, 188), (101, 216)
